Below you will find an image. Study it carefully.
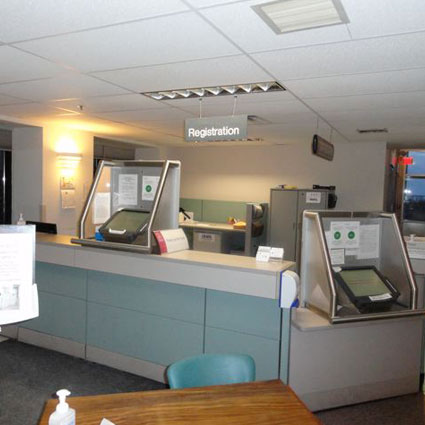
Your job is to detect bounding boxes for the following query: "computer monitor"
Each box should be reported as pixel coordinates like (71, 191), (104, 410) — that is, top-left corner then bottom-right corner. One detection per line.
(99, 208), (151, 244)
(334, 266), (400, 313)
(26, 221), (57, 234)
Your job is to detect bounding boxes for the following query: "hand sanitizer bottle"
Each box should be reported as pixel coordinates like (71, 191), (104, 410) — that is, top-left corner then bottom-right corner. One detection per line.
(17, 213), (26, 225)
(49, 389), (76, 425)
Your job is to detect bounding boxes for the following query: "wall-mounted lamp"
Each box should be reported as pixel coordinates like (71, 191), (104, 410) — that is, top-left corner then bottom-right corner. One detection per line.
(57, 152), (82, 168)
(57, 152), (82, 177)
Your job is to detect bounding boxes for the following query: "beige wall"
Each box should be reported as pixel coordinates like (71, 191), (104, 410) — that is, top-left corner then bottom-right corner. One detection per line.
(165, 141), (387, 211)
(42, 125), (94, 235)
(12, 126), (43, 223)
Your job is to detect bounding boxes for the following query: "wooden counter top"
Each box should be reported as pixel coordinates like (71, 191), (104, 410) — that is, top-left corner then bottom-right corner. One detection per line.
(38, 380), (321, 425)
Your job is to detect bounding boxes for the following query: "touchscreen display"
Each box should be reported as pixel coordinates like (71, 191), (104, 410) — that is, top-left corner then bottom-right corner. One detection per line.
(105, 210), (150, 233)
(339, 269), (390, 297)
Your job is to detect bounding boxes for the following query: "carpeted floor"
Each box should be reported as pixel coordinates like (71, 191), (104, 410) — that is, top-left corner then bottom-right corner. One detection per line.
(1, 339), (424, 425)
(0, 340), (165, 425)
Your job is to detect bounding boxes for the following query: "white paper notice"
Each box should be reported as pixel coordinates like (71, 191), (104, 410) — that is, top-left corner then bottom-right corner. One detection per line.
(256, 246), (271, 262)
(0, 233), (32, 311)
(61, 189), (75, 209)
(357, 224), (380, 260)
(118, 174), (138, 205)
(306, 192), (322, 204)
(142, 176), (160, 201)
(407, 240), (425, 259)
(93, 192), (111, 224)
(330, 249), (345, 265)
(329, 221), (360, 249)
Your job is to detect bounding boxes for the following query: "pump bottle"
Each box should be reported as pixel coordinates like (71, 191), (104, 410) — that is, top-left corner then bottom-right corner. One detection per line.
(49, 389), (76, 425)
(17, 213), (25, 225)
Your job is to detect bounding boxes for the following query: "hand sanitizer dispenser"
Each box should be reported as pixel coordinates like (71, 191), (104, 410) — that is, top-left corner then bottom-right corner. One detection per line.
(49, 389), (75, 425)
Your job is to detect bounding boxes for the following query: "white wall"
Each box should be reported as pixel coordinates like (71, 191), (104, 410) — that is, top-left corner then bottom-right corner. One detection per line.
(165, 141), (387, 211)
(42, 125), (93, 235)
(12, 126), (43, 223)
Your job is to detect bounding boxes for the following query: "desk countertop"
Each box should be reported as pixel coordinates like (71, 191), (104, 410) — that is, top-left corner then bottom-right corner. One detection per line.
(38, 380), (322, 425)
(180, 221), (245, 233)
(36, 233), (294, 299)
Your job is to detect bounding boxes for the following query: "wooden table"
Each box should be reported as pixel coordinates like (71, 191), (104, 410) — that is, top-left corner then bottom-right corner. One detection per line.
(38, 380), (322, 425)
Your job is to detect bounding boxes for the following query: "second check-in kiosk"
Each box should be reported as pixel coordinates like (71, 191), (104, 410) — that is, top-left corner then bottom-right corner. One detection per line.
(288, 211), (425, 411)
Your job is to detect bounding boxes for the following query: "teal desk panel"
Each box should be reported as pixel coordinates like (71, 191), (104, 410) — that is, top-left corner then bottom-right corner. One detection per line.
(36, 262), (87, 299)
(21, 291), (86, 343)
(87, 271), (205, 325)
(205, 327), (280, 381)
(280, 308), (291, 384)
(87, 302), (204, 366)
(180, 198), (203, 221)
(202, 200), (247, 223)
(206, 290), (280, 340)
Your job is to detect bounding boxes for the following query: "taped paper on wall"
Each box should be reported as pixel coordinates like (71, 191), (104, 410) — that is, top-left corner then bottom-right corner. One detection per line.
(330, 248), (345, 265)
(142, 176), (160, 201)
(118, 174), (138, 205)
(93, 192), (111, 224)
(329, 221), (360, 249)
(357, 224), (380, 259)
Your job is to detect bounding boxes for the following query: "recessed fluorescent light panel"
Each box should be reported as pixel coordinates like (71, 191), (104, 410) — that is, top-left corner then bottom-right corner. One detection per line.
(141, 81), (285, 101)
(252, 0), (349, 34)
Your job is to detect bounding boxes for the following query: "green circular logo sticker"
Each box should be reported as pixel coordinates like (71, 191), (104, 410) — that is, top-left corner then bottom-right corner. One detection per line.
(348, 231), (356, 239)
(334, 231), (341, 240)
(146, 185), (152, 192)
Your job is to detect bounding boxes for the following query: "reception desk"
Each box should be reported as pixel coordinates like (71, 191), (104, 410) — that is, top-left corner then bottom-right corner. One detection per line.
(1, 234), (294, 383)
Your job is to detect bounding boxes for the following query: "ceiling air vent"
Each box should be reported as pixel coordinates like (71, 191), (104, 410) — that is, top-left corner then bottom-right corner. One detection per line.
(247, 115), (272, 125)
(356, 128), (388, 134)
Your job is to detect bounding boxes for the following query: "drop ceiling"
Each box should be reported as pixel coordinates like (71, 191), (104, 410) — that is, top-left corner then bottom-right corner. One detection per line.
(0, 0), (424, 147)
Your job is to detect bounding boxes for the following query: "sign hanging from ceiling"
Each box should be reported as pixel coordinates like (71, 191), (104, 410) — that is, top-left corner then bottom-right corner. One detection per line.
(312, 134), (334, 161)
(185, 115), (248, 142)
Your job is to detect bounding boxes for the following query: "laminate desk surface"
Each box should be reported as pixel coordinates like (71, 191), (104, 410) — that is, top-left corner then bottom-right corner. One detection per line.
(38, 380), (322, 425)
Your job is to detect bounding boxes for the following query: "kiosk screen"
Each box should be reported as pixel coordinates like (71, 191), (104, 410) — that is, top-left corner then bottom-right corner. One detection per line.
(99, 209), (150, 244)
(335, 266), (400, 313)
(339, 269), (390, 297)
(105, 210), (150, 233)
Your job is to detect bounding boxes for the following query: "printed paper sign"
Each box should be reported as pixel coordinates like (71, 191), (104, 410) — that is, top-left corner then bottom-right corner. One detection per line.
(118, 174), (138, 205)
(154, 229), (189, 254)
(329, 221), (360, 249)
(93, 192), (111, 224)
(330, 248), (345, 265)
(306, 192), (322, 204)
(142, 176), (160, 201)
(357, 224), (380, 260)
(256, 246), (271, 262)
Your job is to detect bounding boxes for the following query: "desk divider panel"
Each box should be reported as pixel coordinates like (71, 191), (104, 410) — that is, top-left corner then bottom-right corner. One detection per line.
(20, 261), (287, 382)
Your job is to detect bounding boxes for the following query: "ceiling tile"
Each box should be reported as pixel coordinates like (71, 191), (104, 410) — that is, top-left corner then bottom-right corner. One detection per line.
(186, 0), (248, 7)
(0, 93), (31, 106)
(93, 55), (271, 92)
(94, 107), (195, 123)
(343, 0), (425, 39)
(0, 74), (128, 102)
(50, 93), (168, 113)
(253, 32), (425, 80)
(305, 91), (425, 112)
(0, 0), (189, 43)
(323, 106), (425, 123)
(284, 68), (425, 98)
(0, 46), (66, 84)
(200, 0), (351, 52)
(178, 100), (313, 123)
(0, 102), (63, 118)
(16, 13), (241, 73)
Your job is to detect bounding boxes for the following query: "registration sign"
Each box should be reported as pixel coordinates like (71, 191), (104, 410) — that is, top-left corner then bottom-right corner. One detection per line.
(185, 115), (248, 142)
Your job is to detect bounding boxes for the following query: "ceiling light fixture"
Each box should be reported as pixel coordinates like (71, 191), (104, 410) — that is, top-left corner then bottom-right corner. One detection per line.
(252, 0), (349, 34)
(357, 128), (389, 134)
(142, 81), (285, 101)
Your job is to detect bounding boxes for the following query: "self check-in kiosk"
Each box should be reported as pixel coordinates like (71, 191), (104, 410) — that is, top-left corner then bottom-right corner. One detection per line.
(72, 160), (180, 253)
(287, 211), (425, 412)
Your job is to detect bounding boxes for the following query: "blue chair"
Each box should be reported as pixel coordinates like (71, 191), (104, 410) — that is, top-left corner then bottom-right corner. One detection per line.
(166, 353), (256, 389)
